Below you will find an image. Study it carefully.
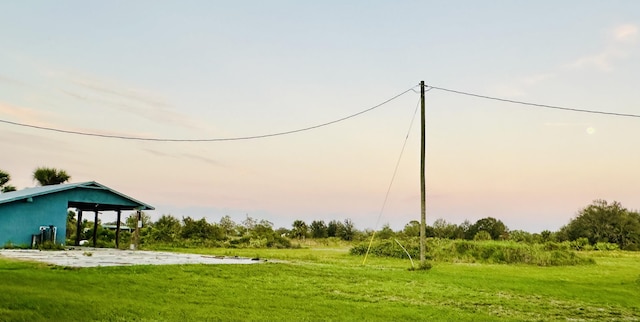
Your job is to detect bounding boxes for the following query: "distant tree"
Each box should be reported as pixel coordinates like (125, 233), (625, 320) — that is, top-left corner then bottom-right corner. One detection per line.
(458, 220), (473, 240)
(432, 218), (458, 239)
(560, 200), (640, 250)
(509, 230), (533, 243)
(275, 227), (289, 237)
(241, 215), (258, 235)
(253, 219), (275, 236)
(0, 169), (16, 192)
(310, 220), (328, 238)
(148, 215), (181, 243)
(340, 219), (355, 241)
(327, 220), (344, 238)
(468, 217), (509, 240)
(377, 223), (395, 239)
(33, 167), (71, 186)
(554, 227), (570, 242)
(126, 211), (152, 229)
(291, 220), (308, 239)
(402, 220), (420, 237)
(181, 217), (223, 241)
(539, 230), (553, 243)
(219, 215), (238, 237)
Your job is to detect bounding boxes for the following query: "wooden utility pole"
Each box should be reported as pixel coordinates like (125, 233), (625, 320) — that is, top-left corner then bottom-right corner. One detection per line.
(419, 81), (426, 266)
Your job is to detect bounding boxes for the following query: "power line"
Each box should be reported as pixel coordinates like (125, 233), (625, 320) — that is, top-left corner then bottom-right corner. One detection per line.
(0, 85), (420, 142)
(427, 85), (640, 118)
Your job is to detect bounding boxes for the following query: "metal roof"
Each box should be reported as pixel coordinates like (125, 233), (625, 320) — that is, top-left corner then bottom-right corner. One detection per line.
(0, 181), (154, 211)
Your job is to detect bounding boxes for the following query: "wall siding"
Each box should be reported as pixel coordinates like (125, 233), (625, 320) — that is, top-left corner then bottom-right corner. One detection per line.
(0, 193), (67, 247)
(1, 186), (148, 247)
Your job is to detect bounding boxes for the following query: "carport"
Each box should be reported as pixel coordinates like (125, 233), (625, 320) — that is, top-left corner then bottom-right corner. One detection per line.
(0, 181), (154, 248)
(70, 197), (150, 249)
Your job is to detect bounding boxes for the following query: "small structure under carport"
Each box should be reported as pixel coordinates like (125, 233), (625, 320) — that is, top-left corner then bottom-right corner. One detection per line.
(0, 181), (154, 248)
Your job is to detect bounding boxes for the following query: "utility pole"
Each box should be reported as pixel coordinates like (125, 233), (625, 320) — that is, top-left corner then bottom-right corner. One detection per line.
(420, 81), (426, 266)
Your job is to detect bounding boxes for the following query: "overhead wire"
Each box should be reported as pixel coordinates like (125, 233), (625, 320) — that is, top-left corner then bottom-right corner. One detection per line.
(0, 85), (420, 142)
(427, 85), (640, 118)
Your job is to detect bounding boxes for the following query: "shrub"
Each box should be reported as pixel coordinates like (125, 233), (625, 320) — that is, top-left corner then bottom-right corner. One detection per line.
(570, 238), (591, 250)
(473, 231), (492, 241)
(542, 241), (570, 251)
(351, 239), (595, 266)
(594, 242), (619, 251)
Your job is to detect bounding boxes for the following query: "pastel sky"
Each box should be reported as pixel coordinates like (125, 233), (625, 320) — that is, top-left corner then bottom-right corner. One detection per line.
(1, 1), (639, 232)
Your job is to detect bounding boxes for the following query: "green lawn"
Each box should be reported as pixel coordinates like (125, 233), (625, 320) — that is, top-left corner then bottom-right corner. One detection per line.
(0, 247), (638, 321)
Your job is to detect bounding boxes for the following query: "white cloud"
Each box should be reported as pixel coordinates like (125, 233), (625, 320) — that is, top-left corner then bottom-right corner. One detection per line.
(55, 72), (209, 132)
(613, 24), (638, 43)
(0, 102), (50, 126)
(0, 101), (152, 140)
(565, 49), (626, 72)
(565, 23), (638, 72)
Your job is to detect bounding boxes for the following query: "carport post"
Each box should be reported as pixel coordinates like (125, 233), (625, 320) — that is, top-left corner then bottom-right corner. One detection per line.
(75, 210), (83, 246)
(133, 209), (141, 250)
(93, 210), (99, 247)
(115, 210), (122, 249)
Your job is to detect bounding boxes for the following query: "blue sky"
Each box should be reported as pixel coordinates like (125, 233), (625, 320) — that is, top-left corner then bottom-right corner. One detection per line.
(1, 1), (639, 232)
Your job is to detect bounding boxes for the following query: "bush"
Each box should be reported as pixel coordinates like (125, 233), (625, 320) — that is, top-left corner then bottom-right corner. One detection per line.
(351, 238), (595, 266)
(542, 241), (570, 251)
(473, 231), (492, 241)
(594, 242), (619, 251)
(570, 238), (591, 250)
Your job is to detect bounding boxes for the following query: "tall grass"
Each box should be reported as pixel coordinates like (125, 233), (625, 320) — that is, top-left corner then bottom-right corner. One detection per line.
(350, 238), (596, 266)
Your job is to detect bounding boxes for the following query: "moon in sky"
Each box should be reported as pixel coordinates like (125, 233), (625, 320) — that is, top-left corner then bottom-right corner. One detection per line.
(586, 127), (596, 135)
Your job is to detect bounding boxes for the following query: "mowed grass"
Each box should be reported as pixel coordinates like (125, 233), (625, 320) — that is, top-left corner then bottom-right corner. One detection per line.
(0, 247), (639, 321)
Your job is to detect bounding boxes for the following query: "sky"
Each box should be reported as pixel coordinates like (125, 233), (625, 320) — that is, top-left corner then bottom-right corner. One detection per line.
(1, 1), (639, 233)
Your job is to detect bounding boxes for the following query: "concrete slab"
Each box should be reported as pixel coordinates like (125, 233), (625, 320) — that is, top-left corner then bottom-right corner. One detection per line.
(0, 248), (262, 267)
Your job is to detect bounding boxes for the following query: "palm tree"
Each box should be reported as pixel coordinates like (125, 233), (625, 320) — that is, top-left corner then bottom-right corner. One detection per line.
(0, 170), (9, 187)
(33, 167), (71, 186)
(0, 169), (16, 192)
(1, 185), (16, 193)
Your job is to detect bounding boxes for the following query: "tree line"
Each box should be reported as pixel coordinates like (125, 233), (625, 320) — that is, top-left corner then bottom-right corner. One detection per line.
(4, 167), (638, 251)
(67, 212), (361, 249)
(67, 199), (640, 251)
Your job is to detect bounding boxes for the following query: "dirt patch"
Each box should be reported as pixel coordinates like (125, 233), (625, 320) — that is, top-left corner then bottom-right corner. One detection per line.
(0, 248), (263, 267)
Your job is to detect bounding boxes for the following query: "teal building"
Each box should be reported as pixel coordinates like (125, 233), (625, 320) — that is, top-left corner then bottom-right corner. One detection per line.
(0, 181), (154, 248)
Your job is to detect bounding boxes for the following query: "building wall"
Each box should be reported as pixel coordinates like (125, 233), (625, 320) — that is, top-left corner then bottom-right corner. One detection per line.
(0, 193), (67, 247)
(0, 186), (148, 247)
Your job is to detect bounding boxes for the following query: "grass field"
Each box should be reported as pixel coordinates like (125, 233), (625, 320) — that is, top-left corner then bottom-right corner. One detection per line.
(0, 246), (639, 321)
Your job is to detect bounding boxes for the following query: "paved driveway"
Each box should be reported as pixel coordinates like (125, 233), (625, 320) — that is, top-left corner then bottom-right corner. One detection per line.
(0, 248), (262, 267)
